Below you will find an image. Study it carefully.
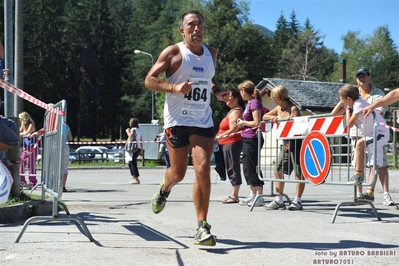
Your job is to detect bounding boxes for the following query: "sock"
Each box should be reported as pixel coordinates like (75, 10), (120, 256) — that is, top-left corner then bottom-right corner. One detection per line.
(383, 192), (389, 196)
(366, 189), (374, 196)
(198, 220), (207, 228)
(250, 194), (256, 199)
(276, 195), (284, 203)
(294, 196), (301, 202)
(160, 186), (170, 197)
(355, 171), (363, 177)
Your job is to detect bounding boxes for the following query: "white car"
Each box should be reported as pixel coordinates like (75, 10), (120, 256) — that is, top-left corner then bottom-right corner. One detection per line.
(75, 146), (114, 161)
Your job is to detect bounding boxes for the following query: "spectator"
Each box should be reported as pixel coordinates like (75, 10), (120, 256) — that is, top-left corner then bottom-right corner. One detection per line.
(0, 40), (17, 153)
(158, 132), (170, 168)
(235, 80), (265, 207)
(331, 84), (389, 203)
(19, 111), (39, 188)
(0, 116), (19, 152)
(350, 68), (395, 206)
(126, 118), (143, 184)
(213, 128), (226, 181)
(62, 123), (73, 192)
(262, 85), (305, 210)
(215, 89), (245, 203)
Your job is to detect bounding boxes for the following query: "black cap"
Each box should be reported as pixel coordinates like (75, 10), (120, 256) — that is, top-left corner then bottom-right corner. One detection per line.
(356, 68), (370, 77)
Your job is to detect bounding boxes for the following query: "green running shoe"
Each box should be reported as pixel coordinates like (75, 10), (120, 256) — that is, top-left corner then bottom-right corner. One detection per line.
(194, 221), (216, 246)
(152, 179), (168, 214)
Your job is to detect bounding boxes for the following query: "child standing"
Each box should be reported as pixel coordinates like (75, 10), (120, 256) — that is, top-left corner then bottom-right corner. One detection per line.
(331, 84), (390, 201)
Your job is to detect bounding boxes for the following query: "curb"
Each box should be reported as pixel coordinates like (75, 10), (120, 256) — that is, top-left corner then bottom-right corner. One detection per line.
(0, 201), (53, 224)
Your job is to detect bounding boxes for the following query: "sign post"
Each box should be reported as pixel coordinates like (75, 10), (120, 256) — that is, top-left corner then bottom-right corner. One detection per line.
(300, 131), (331, 185)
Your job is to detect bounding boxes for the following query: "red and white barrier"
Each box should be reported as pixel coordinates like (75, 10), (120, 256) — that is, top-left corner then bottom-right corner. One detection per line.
(276, 117), (309, 139)
(276, 115), (348, 139)
(0, 80), (65, 116)
(308, 116), (348, 136)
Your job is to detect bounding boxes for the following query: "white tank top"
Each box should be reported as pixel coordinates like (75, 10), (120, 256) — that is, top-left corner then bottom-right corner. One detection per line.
(164, 42), (215, 129)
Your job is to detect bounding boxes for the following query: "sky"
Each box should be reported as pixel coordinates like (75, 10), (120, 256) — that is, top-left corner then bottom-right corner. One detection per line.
(247, 0), (399, 54)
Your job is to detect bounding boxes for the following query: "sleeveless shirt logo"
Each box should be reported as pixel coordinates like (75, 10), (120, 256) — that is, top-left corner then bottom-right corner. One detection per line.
(192, 66), (204, 72)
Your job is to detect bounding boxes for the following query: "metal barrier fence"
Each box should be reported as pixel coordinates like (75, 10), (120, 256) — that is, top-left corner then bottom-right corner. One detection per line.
(253, 113), (382, 223)
(15, 100), (93, 242)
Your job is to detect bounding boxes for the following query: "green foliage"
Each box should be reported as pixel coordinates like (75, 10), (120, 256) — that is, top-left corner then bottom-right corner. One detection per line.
(332, 25), (399, 87)
(289, 11), (301, 36)
(275, 13), (338, 81)
(21, 0), (128, 141)
(122, 0), (180, 124)
(272, 12), (291, 74)
(22, 0), (66, 123)
(278, 28), (338, 81)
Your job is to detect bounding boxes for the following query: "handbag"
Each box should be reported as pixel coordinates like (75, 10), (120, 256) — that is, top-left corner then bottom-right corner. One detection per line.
(125, 129), (139, 153)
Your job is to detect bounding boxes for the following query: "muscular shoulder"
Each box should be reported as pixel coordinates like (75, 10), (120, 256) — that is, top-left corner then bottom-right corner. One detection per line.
(159, 44), (180, 64)
(161, 44), (182, 77)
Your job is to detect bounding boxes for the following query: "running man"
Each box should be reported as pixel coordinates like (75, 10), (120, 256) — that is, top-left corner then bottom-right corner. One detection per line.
(144, 10), (228, 246)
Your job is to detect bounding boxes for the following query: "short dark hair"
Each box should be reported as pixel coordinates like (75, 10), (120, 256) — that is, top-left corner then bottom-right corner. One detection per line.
(339, 84), (359, 101)
(179, 10), (204, 29)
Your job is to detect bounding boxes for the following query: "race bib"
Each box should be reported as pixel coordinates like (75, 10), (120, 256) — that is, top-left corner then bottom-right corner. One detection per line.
(181, 78), (210, 118)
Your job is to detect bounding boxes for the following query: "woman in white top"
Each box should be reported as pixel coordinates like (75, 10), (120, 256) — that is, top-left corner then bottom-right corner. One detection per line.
(126, 118), (143, 184)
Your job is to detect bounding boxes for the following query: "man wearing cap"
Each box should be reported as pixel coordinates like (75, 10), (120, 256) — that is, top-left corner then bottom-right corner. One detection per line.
(351, 68), (395, 206)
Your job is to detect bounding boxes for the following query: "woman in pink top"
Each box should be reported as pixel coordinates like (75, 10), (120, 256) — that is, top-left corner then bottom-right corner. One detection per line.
(215, 90), (245, 203)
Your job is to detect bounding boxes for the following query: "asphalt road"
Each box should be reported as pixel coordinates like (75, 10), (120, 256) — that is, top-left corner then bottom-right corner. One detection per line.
(1, 167), (398, 266)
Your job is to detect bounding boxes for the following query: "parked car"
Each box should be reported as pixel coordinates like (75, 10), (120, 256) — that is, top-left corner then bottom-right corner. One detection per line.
(108, 148), (124, 163)
(75, 146), (115, 161)
(37, 147), (79, 164)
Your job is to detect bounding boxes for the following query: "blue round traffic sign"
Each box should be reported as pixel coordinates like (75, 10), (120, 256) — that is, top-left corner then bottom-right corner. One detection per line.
(300, 131), (331, 185)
